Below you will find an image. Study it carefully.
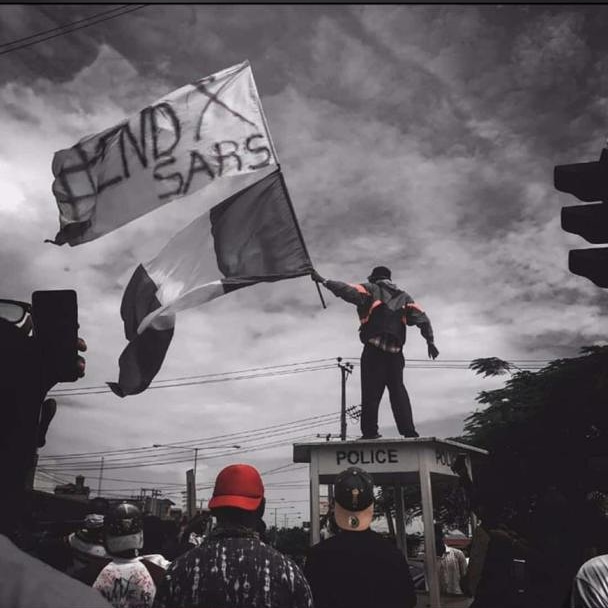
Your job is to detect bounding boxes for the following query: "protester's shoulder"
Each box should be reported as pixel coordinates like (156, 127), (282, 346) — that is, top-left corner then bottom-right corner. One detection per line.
(366, 530), (404, 548)
(141, 553), (171, 569)
(306, 534), (338, 559)
(260, 539), (303, 566)
(310, 530), (398, 553)
(576, 553), (608, 580)
(0, 535), (111, 608)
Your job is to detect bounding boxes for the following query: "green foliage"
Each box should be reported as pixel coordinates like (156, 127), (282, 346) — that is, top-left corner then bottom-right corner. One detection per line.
(469, 357), (517, 377)
(459, 345), (608, 526)
(376, 480), (468, 531)
(378, 347), (608, 535)
(271, 525), (309, 560)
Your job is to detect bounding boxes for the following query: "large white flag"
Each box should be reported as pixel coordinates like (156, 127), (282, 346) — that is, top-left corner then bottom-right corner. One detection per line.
(50, 61), (276, 246)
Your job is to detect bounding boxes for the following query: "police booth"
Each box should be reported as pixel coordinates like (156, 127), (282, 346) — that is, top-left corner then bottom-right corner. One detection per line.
(293, 437), (488, 608)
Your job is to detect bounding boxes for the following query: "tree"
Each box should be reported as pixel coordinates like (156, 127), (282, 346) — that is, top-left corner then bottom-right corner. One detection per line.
(272, 526), (309, 563)
(457, 346), (608, 606)
(460, 346), (608, 531)
(377, 347), (608, 541)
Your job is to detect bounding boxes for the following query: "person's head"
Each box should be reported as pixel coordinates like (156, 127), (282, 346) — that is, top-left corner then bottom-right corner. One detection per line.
(209, 464), (266, 529)
(103, 502), (144, 558)
(68, 514), (108, 571)
(367, 266), (392, 283)
(89, 497), (110, 517)
(68, 531), (107, 571)
(333, 466), (375, 532)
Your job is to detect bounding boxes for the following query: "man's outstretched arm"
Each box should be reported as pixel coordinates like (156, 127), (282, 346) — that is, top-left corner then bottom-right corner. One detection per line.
(310, 270), (370, 307)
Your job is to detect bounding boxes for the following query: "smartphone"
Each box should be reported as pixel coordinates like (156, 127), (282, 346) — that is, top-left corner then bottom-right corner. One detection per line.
(31, 289), (79, 383)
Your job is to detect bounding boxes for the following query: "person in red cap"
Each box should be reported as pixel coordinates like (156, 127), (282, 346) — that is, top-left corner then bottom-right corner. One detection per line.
(153, 464), (313, 608)
(311, 266), (439, 439)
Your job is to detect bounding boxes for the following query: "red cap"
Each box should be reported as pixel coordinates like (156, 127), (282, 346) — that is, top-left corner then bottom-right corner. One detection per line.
(208, 464), (264, 511)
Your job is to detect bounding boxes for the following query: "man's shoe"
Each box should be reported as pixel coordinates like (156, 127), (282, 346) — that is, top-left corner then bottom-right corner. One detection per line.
(359, 433), (382, 440)
(402, 431), (419, 438)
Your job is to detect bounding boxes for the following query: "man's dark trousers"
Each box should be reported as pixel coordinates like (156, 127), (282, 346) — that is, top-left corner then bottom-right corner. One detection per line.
(360, 343), (416, 437)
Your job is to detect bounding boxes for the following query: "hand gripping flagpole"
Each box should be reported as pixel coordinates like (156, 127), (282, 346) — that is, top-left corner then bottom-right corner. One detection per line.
(249, 61), (326, 309)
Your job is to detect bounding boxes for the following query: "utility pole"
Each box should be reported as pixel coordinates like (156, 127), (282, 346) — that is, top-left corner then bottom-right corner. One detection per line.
(337, 357), (354, 440)
(97, 456), (104, 496)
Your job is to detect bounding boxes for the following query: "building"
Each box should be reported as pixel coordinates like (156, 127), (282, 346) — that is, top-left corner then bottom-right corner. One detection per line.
(54, 475), (90, 501)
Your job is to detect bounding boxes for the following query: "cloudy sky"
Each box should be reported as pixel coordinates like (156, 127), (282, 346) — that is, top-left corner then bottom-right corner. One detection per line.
(1, 4), (606, 524)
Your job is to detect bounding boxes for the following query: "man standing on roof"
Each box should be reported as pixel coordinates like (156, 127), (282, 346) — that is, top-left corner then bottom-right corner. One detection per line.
(311, 266), (439, 439)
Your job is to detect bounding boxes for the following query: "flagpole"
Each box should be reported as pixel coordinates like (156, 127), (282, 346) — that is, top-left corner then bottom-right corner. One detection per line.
(277, 168), (326, 309)
(249, 62), (324, 309)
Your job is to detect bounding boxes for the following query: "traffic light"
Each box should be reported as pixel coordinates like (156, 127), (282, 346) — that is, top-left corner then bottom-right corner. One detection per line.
(554, 148), (608, 287)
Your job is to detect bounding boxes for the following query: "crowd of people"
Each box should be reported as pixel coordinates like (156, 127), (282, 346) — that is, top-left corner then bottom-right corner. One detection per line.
(3, 462), (423, 608)
(9, 458), (608, 608)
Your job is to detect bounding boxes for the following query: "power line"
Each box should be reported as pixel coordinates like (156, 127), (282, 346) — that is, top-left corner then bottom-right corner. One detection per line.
(47, 355), (548, 399)
(0, 5), (141, 50)
(40, 410), (340, 460)
(42, 420), (330, 467)
(49, 358), (337, 394)
(41, 431), (329, 472)
(50, 463), (308, 490)
(49, 362), (337, 397)
(0, 5), (148, 57)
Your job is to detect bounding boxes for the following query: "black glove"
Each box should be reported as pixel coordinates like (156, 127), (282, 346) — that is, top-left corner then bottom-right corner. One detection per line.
(310, 270), (326, 284)
(427, 342), (439, 360)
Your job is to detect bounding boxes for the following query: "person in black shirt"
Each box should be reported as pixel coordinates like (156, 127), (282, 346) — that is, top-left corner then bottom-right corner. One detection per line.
(304, 466), (417, 608)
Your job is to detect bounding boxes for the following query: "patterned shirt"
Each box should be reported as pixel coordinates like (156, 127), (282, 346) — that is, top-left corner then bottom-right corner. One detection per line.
(93, 558), (158, 608)
(152, 527), (313, 608)
(437, 546), (468, 595)
(571, 554), (608, 608)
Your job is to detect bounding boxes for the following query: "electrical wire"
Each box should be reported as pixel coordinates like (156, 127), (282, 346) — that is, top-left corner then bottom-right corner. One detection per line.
(63, 464), (307, 494)
(0, 5), (148, 57)
(41, 422), (331, 468)
(49, 363), (336, 397)
(0, 5), (143, 49)
(48, 356), (549, 398)
(41, 430), (329, 471)
(40, 410), (340, 460)
(51, 358), (337, 394)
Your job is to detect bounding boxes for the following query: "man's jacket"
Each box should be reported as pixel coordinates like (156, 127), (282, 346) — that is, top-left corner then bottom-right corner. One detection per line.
(152, 527), (313, 608)
(324, 278), (434, 348)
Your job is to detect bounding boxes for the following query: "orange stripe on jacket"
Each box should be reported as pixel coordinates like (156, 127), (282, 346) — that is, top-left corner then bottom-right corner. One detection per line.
(360, 300), (382, 324)
(407, 302), (425, 313)
(350, 283), (370, 295)
(402, 302), (424, 324)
